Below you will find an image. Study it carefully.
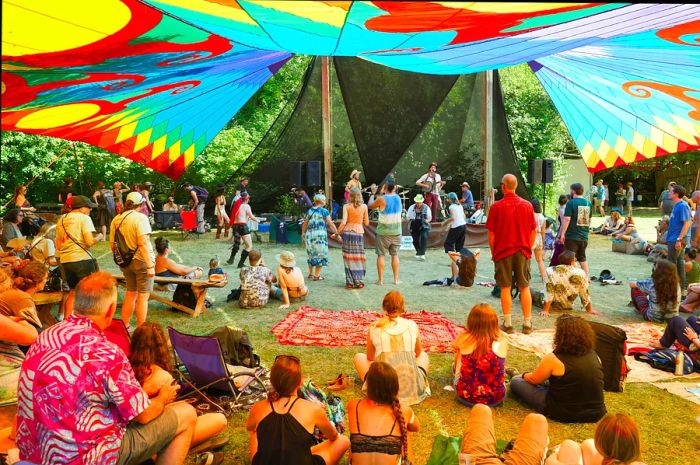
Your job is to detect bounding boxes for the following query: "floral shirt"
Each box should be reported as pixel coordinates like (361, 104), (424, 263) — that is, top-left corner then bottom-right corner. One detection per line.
(545, 265), (590, 310)
(17, 316), (150, 465)
(239, 265), (274, 308)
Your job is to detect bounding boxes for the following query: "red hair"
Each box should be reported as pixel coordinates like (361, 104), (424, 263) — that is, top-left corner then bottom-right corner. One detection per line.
(466, 303), (500, 358)
(374, 291), (405, 328)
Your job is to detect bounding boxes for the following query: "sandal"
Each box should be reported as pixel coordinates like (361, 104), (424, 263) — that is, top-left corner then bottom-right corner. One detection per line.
(354, 283), (365, 289)
(314, 276), (325, 281)
(190, 435), (230, 455)
(326, 374), (344, 386)
(196, 452), (224, 465)
(346, 284), (354, 289)
(328, 375), (355, 392)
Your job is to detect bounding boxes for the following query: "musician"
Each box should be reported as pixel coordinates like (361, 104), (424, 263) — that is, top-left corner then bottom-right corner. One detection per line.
(460, 182), (475, 210)
(292, 188), (313, 213)
(345, 170), (362, 203)
(416, 162), (446, 220)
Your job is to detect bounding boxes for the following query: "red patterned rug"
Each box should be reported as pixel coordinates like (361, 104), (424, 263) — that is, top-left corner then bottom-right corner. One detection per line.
(271, 306), (466, 353)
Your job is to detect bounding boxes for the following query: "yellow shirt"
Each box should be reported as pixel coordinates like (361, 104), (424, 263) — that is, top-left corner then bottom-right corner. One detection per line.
(110, 210), (154, 265)
(56, 211), (96, 263)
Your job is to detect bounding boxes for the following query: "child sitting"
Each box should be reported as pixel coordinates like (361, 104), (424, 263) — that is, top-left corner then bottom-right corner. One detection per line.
(208, 256), (226, 277)
(238, 249), (276, 309)
(628, 259), (681, 322)
(544, 218), (556, 251)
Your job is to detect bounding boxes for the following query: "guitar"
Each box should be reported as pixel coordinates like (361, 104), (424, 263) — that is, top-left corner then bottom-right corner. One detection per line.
(421, 175), (452, 193)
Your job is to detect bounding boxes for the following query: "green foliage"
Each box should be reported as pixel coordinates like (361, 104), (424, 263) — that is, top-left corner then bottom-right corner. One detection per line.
(275, 193), (301, 218)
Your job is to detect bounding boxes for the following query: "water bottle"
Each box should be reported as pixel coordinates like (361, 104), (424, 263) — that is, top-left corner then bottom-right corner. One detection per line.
(675, 349), (685, 376)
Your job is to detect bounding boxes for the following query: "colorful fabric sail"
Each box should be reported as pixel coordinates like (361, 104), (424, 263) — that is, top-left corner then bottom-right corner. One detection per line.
(2, 1), (699, 176)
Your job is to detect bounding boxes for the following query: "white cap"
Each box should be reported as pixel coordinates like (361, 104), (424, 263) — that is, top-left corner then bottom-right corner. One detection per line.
(126, 191), (145, 205)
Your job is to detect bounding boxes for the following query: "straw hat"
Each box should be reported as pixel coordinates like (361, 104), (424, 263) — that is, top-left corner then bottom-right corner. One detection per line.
(461, 182), (470, 188)
(350, 169), (361, 179)
(413, 194), (425, 203)
(275, 251), (296, 268)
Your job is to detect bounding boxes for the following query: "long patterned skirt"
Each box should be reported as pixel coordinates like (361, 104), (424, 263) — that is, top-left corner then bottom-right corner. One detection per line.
(342, 231), (366, 285)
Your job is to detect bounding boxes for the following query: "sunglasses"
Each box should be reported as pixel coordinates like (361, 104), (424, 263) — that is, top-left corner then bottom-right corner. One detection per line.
(275, 354), (300, 364)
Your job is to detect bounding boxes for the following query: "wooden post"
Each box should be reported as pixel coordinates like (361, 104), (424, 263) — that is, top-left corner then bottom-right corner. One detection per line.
(483, 70), (494, 212)
(321, 56), (333, 207)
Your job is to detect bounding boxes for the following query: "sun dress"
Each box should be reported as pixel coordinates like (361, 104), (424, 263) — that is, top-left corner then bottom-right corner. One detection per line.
(454, 348), (506, 407)
(304, 206), (330, 267)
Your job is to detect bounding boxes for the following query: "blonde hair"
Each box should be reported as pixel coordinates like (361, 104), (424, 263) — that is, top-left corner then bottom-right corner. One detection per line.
(610, 211), (621, 222)
(349, 190), (363, 208)
(374, 291), (405, 329)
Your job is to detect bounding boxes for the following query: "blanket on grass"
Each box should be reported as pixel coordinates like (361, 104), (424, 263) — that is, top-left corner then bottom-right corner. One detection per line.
(271, 306), (466, 353)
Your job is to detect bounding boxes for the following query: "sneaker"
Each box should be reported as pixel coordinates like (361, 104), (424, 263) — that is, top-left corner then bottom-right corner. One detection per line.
(499, 323), (514, 334)
(417, 255), (426, 261)
(522, 325), (533, 335)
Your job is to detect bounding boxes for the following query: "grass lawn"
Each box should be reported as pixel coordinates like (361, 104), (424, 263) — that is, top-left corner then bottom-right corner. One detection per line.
(89, 207), (698, 465)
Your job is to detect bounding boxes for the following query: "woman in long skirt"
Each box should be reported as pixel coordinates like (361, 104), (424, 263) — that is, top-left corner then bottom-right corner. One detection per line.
(338, 189), (369, 289)
(302, 193), (339, 281)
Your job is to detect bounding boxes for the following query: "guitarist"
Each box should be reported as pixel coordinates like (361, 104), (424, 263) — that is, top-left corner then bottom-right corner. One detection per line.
(416, 162), (446, 220)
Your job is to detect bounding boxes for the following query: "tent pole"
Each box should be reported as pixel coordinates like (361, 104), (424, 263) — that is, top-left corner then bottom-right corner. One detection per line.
(484, 70), (494, 213)
(321, 56), (333, 207)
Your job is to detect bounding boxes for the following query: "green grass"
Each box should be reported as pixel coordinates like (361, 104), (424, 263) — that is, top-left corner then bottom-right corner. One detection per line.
(88, 210), (699, 465)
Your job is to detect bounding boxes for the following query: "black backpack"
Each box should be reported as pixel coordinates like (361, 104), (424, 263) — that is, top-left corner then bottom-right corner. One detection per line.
(588, 321), (628, 392)
(208, 326), (260, 368)
(172, 284), (196, 311)
(112, 212), (137, 267)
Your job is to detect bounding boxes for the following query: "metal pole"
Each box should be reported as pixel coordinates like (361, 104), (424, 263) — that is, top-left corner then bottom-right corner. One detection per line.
(321, 56), (333, 208)
(484, 70), (494, 212)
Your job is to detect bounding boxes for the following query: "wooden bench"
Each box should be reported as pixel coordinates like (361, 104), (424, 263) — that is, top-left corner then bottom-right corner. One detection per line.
(114, 275), (227, 318)
(32, 290), (65, 327)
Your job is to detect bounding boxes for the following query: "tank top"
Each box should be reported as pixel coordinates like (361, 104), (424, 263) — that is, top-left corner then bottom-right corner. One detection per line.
(350, 400), (402, 456)
(454, 348), (505, 406)
(252, 398), (321, 465)
(544, 350), (606, 423)
(377, 193), (402, 236)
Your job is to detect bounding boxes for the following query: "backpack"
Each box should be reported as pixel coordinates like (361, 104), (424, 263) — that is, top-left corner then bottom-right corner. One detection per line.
(588, 321), (629, 392)
(172, 284), (196, 311)
(207, 326), (260, 368)
(192, 186), (209, 202)
(491, 284), (519, 299)
(298, 380), (346, 443)
(634, 348), (696, 375)
(112, 212), (137, 267)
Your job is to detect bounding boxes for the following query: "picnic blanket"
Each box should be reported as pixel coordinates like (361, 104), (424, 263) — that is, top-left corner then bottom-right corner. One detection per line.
(505, 322), (699, 383)
(651, 382), (700, 405)
(271, 306), (466, 353)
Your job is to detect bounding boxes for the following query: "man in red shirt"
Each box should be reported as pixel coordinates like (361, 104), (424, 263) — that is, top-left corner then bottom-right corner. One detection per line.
(486, 174), (537, 334)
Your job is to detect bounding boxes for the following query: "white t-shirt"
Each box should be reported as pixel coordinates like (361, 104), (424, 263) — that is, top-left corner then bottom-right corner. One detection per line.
(369, 317), (418, 358)
(30, 238), (55, 264)
(57, 211), (96, 263)
(449, 203), (466, 228)
(627, 187), (635, 201)
(407, 204), (432, 222)
(417, 173), (441, 194)
(110, 210), (153, 264)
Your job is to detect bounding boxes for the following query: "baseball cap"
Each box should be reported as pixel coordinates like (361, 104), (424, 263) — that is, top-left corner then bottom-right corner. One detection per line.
(126, 191), (145, 205)
(70, 195), (96, 209)
(448, 192), (459, 202)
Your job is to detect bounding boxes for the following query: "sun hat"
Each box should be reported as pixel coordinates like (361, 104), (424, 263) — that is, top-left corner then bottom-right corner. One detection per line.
(448, 192), (459, 202)
(461, 182), (470, 188)
(313, 193), (326, 204)
(350, 169), (361, 179)
(70, 195), (97, 209)
(126, 191), (145, 205)
(414, 194), (425, 203)
(275, 251), (296, 268)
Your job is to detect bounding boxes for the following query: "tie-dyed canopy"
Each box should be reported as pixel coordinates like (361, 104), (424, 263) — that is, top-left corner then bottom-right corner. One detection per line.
(2, 1), (699, 178)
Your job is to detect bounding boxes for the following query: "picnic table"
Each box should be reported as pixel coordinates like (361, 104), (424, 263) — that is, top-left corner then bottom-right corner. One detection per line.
(114, 275), (227, 317)
(32, 290), (65, 327)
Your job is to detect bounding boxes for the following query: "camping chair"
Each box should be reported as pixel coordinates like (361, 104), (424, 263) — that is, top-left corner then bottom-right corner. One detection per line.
(104, 319), (131, 357)
(167, 327), (266, 412)
(179, 210), (198, 240)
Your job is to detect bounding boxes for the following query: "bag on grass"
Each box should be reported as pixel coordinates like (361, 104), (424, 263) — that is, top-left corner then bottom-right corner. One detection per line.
(298, 380), (346, 443)
(634, 348), (695, 375)
(208, 326), (260, 368)
(588, 321), (629, 392)
(172, 284), (196, 311)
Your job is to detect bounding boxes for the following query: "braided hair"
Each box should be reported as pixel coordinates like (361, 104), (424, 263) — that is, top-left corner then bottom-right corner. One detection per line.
(366, 361), (409, 460)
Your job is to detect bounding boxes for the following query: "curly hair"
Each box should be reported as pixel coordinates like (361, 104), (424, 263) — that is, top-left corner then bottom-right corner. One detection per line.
(553, 314), (595, 356)
(129, 323), (173, 386)
(13, 262), (48, 291)
(652, 259), (679, 316)
(365, 362), (409, 461)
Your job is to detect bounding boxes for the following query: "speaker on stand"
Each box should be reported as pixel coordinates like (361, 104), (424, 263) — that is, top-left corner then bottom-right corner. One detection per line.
(528, 159), (554, 212)
(289, 161), (305, 186)
(306, 160), (322, 187)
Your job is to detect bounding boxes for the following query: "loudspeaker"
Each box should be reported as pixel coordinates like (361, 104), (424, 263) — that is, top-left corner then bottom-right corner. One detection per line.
(289, 161), (305, 186)
(542, 159), (554, 183)
(306, 160), (322, 186)
(527, 159), (542, 184)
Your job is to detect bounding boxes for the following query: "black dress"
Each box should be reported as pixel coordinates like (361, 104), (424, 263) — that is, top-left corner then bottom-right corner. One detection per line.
(252, 397), (325, 465)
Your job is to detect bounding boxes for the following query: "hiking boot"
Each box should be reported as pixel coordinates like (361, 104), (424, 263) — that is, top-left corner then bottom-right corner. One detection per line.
(522, 325), (533, 335)
(499, 323), (514, 334)
(505, 367), (520, 379)
(237, 250), (249, 268)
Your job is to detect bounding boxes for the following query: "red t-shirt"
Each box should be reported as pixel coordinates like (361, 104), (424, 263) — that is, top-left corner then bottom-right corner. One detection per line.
(486, 192), (536, 261)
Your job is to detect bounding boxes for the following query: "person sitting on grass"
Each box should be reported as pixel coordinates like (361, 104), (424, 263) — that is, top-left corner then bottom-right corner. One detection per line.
(272, 251), (308, 310)
(246, 355), (350, 465)
(684, 248), (700, 289)
(651, 315), (700, 371)
(546, 413), (646, 465)
(239, 249), (276, 309)
(509, 314), (606, 423)
(354, 291), (430, 405)
(628, 259), (680, 322)
(681, 283), (700, 313)
(347, 361), (419, 465)
(129, 323), (228, 463)
(422, 248), (480, 288)
(541, 250), (599, 316)
(613, 216), (643, 243)
(592, 209), (624, 235)
(459, 404), (549, 465)
(452, 303), (507, 407)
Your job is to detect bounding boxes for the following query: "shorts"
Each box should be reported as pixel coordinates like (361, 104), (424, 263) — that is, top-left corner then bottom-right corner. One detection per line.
(122, 258), (154, 293)
(116, 407), (178, 465)
(564, 238), (588, 262)
(232, 223), (251, 237)
(494, 252), (531, 288)
(375, 235), (400, 256)
(60, 259), (98, 289)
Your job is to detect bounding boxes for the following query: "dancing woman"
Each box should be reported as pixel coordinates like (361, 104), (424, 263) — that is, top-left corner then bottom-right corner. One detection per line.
(338, 188), (369, 289)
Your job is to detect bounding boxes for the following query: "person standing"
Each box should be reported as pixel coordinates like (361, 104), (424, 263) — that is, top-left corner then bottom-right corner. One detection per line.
(112, 181), (130, 214)
(345, 169), (362, 203)
(139, 181), (155, 218)
(338, 188), (369, 289)
(233, 177), (249, 204)
(407, 194), (431, 261)
(182, 182), (208, 234)
(626, 182), (635, 215)
(658, 181), (678, 216)
(227, 192), (258, 268)
(213, 184), (230, 239)
(58, 176), (75, 204)
(615, 184), (626, 213)
(559, 183), (592, 277)
(442, 192), (466, 254)
(666, 184), (691, 288)
(110, 192), (156, 328)
(603, 182), (610, 212)
(93, 181), (116, 241)
(460, 182), (475, 211)
(691, 190), (700, 250)
(301, 193), (339, 281)
(485, 174), (537, 334)
(594, 180), (605, 217)
(56, 195), (102, 316)
(415, 162), (445, 221)
(369, 178), (402, 285)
